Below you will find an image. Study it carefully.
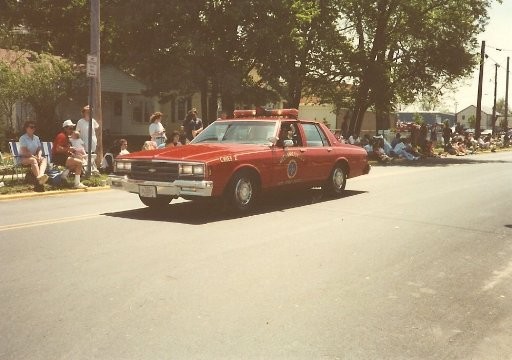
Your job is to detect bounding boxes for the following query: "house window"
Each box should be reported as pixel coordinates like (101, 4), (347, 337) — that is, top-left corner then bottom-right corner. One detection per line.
(114, 99), (122, 116)
(462, 115), (465, 120)
(128, 95), (153, 123)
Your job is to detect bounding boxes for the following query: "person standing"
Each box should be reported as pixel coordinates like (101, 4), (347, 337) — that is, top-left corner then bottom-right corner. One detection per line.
(19, 120), (48, 191)
(149, 112), (167, 147)
(76, 105), (100, 154)
(442, 122), (452, 151)
(52, 120), (87, 189)
(181, 108), (203, 142)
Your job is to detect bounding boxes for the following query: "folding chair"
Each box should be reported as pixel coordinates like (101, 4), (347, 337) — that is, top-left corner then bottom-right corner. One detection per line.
(8, 141), (29, 182)
(0, 152), (16, 182)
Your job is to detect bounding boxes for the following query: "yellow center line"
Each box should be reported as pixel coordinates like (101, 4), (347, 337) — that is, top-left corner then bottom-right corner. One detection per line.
(0, 213), (101, 232)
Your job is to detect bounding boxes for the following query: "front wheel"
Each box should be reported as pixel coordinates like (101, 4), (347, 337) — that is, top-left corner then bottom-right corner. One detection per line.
(225, 171), (258, 213)
(139, 195), (173, 209)
(323, 164), (347, 198)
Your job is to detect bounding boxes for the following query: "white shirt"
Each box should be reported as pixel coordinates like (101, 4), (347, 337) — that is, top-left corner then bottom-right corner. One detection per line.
(76, 118), (99, 153)
(70, 137), (85, 152)
(149, 122), (165, 141)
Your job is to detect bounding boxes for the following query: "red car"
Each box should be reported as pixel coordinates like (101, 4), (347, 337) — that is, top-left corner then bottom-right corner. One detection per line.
(109, 109), (370, 212)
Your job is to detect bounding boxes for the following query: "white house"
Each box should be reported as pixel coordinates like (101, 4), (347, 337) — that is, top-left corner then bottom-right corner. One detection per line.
(456, 105), (497, 130)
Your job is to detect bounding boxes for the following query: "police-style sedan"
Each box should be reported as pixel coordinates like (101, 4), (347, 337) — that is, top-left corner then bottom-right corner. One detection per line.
(109, 109), (370, 212)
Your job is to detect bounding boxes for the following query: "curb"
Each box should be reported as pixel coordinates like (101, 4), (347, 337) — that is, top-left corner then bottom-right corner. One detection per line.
(0, 186), (111, 201)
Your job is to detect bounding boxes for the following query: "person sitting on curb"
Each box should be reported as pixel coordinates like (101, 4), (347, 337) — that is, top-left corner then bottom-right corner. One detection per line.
(52, 120), (87, 189)
(393, 138), (419, 161)
(19, 120), (48, 192)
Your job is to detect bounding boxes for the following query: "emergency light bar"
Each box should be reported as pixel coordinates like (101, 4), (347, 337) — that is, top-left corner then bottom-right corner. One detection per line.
(233, 108), (299, 119)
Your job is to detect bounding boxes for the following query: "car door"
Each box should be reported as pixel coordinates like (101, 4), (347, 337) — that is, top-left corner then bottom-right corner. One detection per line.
(300, 122), (334, 182)
(271, 121), (310, 187)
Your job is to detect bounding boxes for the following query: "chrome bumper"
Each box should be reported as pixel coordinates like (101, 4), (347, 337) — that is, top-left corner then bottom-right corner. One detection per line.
(108, 175), (214, 197)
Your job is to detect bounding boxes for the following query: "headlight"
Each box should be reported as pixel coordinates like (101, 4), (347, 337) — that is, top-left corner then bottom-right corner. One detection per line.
(115, 161), (132, 172)
(179, 164), (205, 176)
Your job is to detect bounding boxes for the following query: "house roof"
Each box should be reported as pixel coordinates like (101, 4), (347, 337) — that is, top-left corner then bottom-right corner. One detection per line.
(100, 65), (147, 94)
(457, 104), (499, 116)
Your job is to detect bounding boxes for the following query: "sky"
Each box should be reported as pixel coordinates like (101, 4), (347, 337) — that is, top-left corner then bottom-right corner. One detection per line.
(450, 0), (512, 113)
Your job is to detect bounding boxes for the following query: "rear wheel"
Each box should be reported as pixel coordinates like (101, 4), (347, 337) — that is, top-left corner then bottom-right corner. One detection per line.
(139, 195), (173, 208)
(226, 171), (258, 213)
(323, 163), (347, 198)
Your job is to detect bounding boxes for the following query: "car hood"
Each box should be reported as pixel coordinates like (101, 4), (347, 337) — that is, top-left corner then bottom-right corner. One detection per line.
(117, 143), (270, 163)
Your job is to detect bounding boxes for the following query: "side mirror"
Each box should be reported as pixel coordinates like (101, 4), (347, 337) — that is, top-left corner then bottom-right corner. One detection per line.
(268, 137), (278, 146)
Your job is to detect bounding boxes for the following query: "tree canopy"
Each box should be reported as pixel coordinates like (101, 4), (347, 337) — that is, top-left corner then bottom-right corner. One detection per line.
(1, 0), (499, 131)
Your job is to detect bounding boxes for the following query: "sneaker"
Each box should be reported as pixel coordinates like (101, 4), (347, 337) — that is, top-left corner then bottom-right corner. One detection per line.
(74, 183), (88, 189)
(37, 174), (49, 185)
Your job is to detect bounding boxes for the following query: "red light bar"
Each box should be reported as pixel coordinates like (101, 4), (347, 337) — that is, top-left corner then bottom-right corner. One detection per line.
(233, 108), (299, 119)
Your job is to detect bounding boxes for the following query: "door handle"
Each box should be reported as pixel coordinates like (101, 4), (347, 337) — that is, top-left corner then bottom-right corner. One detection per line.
(327, 148), (333, 152)
(300, 148), (306, 152)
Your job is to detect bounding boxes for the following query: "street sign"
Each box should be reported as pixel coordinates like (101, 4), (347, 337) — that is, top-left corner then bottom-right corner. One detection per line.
(86, 54), (98, 78)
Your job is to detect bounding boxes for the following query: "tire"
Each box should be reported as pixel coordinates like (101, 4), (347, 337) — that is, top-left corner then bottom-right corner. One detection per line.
(139, 195), (173, 208)
(226, 171), (258, 213)
(323, 163), (347, 198)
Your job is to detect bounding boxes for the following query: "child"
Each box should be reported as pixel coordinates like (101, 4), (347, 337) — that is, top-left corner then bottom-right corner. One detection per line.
(70, 130), (87, 161)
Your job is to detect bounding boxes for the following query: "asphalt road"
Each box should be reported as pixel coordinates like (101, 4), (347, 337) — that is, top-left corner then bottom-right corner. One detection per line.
(1, 152), (511, 360)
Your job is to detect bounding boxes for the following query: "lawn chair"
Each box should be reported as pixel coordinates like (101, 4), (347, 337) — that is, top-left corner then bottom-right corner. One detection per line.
(8, 141), (29, 182)
(0, 151), (16, 182)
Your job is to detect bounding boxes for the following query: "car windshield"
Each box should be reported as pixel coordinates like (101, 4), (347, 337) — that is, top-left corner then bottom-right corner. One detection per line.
(191, 121), (278, 145)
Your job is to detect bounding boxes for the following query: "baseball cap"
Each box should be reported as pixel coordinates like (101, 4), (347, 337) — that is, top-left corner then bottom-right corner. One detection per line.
(62, 119), (75, 128)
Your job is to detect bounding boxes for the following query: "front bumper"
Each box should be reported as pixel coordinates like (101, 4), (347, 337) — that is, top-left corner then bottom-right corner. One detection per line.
(108, 175), (214, 197)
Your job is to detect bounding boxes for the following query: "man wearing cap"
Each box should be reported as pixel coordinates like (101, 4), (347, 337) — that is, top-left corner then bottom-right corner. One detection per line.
(52, 119), (87, 189)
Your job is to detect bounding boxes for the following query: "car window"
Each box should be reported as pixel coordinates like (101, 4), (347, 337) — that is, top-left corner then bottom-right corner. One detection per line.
(191, 121), (277, 144)
(277, 122), (302, 147)
(303, 123), (327, 147)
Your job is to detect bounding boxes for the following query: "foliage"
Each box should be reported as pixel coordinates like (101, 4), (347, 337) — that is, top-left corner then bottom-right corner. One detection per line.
(413, 113), (425, 125)
(1, 0), (498, 131)
(20, 53), (79, 138)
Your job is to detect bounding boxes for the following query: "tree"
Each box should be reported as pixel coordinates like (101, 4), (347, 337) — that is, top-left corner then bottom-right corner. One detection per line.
(20, 53), (79, 138)
(337, 0), (495, 135)
(0, 57), (25, 131)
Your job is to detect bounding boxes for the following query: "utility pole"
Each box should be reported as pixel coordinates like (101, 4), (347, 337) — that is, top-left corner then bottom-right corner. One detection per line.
(492, 63), (498, 135)
(86, 0), (102, 177)
(505, 57), (510, 129)
(476, 40), (485, 139)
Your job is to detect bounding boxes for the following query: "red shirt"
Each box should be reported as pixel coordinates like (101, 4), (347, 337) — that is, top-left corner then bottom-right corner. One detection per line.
(52, 132), (70, 155)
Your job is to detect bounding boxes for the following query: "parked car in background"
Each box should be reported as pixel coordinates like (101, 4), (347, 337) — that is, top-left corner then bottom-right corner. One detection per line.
(109, 108), (370, 213)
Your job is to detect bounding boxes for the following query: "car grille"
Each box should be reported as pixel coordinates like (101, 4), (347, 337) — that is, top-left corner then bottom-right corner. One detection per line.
(130, 161), (179, 182)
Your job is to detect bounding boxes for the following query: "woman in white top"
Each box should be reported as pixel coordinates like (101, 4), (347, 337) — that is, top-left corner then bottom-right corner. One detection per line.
(76, 105), (100, 153)
(19, 120), (48, 187)
(149, 112), (167, 147)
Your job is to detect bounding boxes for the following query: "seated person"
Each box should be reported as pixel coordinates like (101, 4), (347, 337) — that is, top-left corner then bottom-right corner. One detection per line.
(166, 131), (182, 147)
(19, 120), (48, 191)
(278, 124), (298, 147)
(100, 139), (124, 174)
(142, 140), (158, 151)
(52, 120), (87, 189)
(393, 138), (419, 160)
(372, 139), (392, 162)
(70, 130), (87, 161)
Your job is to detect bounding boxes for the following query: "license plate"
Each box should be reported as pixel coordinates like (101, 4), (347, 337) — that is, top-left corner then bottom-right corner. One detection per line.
(139, 185), (157, 198)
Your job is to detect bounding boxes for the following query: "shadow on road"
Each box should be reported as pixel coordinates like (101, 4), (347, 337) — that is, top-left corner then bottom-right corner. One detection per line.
(102, 189), (367, 225)
(372, 156), (512, 168)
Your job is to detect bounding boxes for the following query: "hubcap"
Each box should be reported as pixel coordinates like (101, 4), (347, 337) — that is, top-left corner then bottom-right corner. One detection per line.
(333, 168), (344, 190)
(235, 178), (253, 205)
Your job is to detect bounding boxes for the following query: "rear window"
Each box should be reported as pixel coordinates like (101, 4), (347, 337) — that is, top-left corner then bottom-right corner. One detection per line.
(302, 123), (329, 147)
